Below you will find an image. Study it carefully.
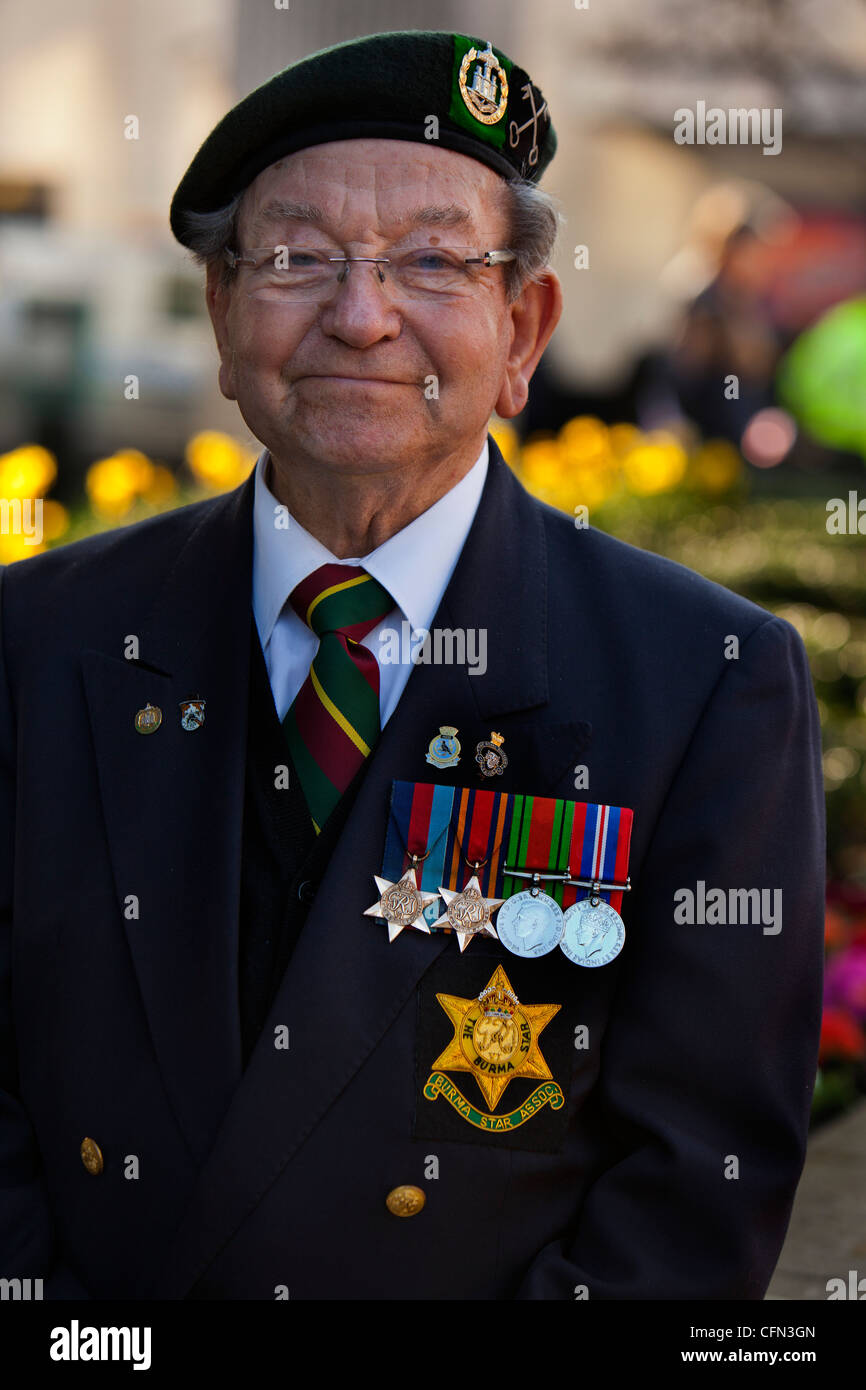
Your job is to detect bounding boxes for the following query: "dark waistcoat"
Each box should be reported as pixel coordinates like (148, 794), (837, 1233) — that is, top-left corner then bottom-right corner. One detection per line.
(237, 611), (369, 1065)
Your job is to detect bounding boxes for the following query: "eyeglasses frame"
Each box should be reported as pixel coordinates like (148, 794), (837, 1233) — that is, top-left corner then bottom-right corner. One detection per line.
(222, 245), (517, 291)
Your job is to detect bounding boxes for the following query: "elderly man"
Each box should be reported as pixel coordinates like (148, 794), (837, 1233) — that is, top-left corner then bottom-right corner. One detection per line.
(0, 31), (823, 1301)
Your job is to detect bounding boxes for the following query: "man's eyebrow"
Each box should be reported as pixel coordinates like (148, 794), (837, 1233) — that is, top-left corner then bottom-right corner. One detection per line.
(246, 200), (325, 236)
(402, 204), (475, 230)
(244, 200), (477, 241)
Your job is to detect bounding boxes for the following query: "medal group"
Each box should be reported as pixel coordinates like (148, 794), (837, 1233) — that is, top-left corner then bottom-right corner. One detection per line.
(366, 730), (635, 1139)
(366, 729), (634, 970)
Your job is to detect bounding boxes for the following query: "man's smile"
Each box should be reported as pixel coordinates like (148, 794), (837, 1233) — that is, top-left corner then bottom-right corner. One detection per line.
(296, 374), (415, 386)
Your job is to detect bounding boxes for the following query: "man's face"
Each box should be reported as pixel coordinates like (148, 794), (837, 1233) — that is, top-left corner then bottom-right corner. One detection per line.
(206, 139), (523, 477)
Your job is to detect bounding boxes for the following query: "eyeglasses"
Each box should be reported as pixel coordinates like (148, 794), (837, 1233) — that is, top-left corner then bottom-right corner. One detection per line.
(222, 245), (517, 303)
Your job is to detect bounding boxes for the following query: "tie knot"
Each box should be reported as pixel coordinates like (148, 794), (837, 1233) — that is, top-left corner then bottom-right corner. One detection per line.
(289, 563), (394, 639)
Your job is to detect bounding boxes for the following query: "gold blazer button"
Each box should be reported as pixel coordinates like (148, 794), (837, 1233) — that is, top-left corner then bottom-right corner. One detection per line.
(385, 1185), (426, 1217)
(80, 1137), (104, 1175)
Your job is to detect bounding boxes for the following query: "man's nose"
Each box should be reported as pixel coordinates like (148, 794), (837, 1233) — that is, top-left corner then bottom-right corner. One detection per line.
(318, 259), (403, 345)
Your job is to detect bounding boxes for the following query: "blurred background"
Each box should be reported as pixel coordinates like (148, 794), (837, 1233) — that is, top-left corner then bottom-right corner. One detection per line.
(2, 0), (866, 1140)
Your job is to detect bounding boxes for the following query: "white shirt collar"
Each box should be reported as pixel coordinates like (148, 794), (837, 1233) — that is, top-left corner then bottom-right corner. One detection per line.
(252, 439), (489, 647)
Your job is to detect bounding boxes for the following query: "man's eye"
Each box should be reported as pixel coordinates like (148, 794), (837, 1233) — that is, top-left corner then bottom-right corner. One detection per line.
(254, 251), (324, 273)
(407, 251), (459, 271)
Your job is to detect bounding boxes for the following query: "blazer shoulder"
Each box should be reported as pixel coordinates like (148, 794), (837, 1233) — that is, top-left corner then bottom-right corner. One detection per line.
(536, 493), (781, 643)
(0, 491), (234, 658)
(4, 492), (218, 587)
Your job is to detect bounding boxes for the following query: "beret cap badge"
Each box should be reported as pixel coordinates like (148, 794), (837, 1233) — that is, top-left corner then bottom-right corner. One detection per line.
(458, 40), (509, 126)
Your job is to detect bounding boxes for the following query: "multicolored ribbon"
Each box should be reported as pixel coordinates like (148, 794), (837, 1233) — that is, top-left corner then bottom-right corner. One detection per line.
(381, 781), (633, 929)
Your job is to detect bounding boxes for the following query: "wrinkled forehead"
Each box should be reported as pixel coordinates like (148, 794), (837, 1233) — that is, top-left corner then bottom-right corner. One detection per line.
(237, 138), (510, 246)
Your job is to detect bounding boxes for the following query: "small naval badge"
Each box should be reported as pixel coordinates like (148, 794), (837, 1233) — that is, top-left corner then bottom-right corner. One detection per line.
(179, 698), (206, 732)
(475, 731), (508, 777)
(424, 964), (563, 1123)
(426, 725), (461, 769)
(497, 889), (565, 959)
(364, 868), (438, 943)
(560, 897), (626, 968)
(434, 876), (504, 952)
(134, 702), (162, 735)
(458, 40), (509, 126)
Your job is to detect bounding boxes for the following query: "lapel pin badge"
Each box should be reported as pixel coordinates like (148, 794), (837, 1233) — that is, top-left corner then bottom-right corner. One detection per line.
(475, 731), (508, 777)
(179, 698), (206, 731)
(134, 702), (162, 735)
(426, 725), (461, 769)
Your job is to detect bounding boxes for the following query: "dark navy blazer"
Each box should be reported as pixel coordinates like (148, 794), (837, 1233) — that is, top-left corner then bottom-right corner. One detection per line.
(0, 436), (825, 1299)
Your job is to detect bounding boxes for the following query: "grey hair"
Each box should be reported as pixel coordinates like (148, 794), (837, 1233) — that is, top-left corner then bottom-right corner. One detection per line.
(179, 175), (561, 302)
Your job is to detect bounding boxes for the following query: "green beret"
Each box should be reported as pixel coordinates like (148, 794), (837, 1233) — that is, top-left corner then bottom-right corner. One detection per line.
(170, 29), (556, 246)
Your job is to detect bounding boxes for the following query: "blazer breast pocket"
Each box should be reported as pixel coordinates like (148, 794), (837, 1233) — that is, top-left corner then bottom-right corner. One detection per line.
(412, 937), (612, 1155)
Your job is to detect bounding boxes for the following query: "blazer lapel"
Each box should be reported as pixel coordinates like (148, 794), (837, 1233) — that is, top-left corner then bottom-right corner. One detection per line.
(155, 438), (591, 1296)
(81, 474), (257, 1164)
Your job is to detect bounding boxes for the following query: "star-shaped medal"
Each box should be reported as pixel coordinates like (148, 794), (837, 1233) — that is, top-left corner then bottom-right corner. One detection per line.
(364, 867), (438, 942)
(431, 964), (560, 1111)
(433, 875), (504, 952)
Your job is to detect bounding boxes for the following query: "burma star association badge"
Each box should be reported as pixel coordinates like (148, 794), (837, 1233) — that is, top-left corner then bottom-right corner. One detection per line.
(475, 730), (508, 777)
(423, 964), (564, 1131)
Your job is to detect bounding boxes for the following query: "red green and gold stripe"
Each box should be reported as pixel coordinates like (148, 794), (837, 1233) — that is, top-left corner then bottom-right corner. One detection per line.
(282, 564), (395, 833)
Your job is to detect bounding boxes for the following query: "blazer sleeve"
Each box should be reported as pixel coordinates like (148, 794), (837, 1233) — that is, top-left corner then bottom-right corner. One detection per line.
(0, 568), (90, 1298)
(514, 614), (826, 1299)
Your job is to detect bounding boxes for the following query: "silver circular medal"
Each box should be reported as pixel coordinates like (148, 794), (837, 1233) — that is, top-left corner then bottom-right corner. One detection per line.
(496, 889), (564, 959)
(560, 897), (625, 967)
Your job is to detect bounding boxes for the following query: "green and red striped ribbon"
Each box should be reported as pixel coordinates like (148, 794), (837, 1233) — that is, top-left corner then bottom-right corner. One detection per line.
(380, 781), (633, 928)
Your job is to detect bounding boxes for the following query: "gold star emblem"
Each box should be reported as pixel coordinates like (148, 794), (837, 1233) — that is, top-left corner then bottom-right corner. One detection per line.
(431, 964), (560, 1111)
(364, 867), (438, 942)
(433, 875), (504, 952)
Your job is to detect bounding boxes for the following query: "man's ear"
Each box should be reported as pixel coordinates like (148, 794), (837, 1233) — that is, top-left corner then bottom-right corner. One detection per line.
(494, 268), (563, 419)
(205, 261), (237, 402)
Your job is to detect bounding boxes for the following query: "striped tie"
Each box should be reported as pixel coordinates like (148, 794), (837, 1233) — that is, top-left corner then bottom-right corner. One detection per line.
(281, 564), (395, 834)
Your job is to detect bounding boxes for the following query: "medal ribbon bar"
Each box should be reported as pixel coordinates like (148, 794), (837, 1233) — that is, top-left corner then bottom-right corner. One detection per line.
(381, 782), (633, 930)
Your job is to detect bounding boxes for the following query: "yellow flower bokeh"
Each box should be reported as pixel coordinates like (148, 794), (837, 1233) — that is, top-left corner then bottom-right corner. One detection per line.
(0, 416), (744, 565)
(84, 451), (181, 520)
(86, 450), (154, 519)
(622, 433), (689, 496)
(512, 416), (740, 513)
(0, 444), (57, 499)
(185, 431), (258, 490)
(0, 445), (66, 562)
